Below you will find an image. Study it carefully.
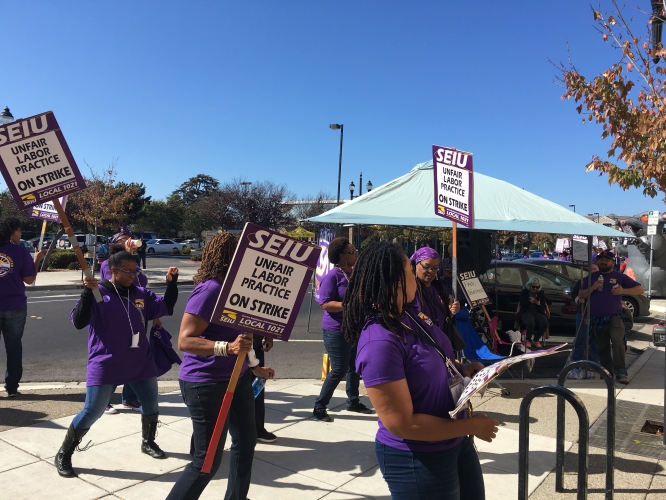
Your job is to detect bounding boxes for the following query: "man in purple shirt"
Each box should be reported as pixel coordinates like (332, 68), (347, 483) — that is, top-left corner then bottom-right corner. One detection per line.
(0, 217), (45, 397)
(579, 250), (643, 384)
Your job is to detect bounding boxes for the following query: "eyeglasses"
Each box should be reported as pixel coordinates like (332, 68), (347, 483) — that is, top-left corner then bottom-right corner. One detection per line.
(530, 285), (540, 289)
(342, 250), (358, 255)
(114, 267), (138, 277)
(419, 262), (439, 273)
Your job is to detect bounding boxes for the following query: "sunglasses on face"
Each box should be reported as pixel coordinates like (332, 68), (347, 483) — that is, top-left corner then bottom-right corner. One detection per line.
(419, 262), (439, 273)
(114, 267), (138, 277)
(531, 286), (539, 290)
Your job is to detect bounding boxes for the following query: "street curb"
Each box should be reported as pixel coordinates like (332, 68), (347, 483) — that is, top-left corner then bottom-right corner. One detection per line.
(29, 280), (195, 291)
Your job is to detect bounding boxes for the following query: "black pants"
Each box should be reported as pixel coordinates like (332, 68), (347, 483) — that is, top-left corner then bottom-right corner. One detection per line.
(253, 335), (266, 436)
(136, 253), (146, 268)
(522, 310), (548, 343)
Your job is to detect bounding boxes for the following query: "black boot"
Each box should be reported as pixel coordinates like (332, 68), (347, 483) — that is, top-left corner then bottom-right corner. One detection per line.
(141, 414), (166, 459)
(54, 424), (89, 478)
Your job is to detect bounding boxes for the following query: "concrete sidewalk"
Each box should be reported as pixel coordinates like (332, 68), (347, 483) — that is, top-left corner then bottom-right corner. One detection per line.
(1, 344), (664, 500)
(29, 259), (201, 291)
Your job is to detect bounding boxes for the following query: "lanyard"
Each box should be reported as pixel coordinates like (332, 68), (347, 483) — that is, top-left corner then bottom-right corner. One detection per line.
(401, 310), (462, 379)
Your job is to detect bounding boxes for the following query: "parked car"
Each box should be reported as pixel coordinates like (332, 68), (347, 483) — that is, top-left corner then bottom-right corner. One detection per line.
(502, 253), (523, 261)
(145, 239), (183, 254)
(18, 239), (34, 253)
(172, 238), (186, 243)
(181, 239), (202, 249)
(478, 260), (578, 333)
(529, 251), (544, 259)
(522, 259), (650, 319)
(133, 232), (157, 241)
(57, 234), (108, 253)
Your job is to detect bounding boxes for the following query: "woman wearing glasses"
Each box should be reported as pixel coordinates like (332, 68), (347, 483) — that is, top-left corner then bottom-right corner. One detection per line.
(312, 237), (373, 422)
(410, 247), (460, 334)
(54, 249), (179, 478)
(517, 276), (549, 348)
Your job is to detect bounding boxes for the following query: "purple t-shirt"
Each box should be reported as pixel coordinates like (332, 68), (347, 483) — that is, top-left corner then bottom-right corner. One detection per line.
(0, 243), (36, 311)
(355, 305), (463, 452)
(71, 285), (168, 386)
(580, 270), (640, 316)
(100, 260), (148, 287)
(317, 267), (349, 332)
(179, 278), (248, 383)
(414, 285), (448, 329)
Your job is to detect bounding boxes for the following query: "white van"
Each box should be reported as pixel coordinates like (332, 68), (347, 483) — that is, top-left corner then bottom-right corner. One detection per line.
(57, 234), (108, 252)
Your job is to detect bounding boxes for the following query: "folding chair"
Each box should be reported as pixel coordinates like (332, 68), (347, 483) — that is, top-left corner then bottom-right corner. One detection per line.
(489, 316), (527, 357)
(454, 308), (511, 395)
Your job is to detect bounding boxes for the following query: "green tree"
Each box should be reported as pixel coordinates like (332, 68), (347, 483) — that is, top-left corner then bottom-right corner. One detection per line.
(558, 1), (666, 199)
(135, 200), (184, 237)
(171, 174), (220, 205)
(115, 182), (151, 225)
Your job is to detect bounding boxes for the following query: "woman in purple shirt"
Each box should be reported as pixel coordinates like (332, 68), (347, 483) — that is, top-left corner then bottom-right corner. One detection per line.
(344, 242), (499, 500)
(313, 237), (373, 422)
(54, 250), (179, 478)
(0, 217), (46, 397)
(166, 233), (275, 500)
(410, 247), (460, 338)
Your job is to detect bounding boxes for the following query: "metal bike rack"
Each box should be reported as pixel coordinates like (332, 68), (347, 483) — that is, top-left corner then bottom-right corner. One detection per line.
(557, 361), (615, 500)
(518, 385), (589, 500)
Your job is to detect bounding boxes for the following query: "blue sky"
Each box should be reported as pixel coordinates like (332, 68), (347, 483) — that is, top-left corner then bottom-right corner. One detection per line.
(0, 1), (660, 218)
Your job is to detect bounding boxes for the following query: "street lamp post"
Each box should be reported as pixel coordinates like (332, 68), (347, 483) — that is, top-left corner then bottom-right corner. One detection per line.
(594, 212), (600, 224)
(330, 124), (344, 206)
(366, 180), (373, 192)
(349, 181), (355, 200)
(569, 204), (576, 213)
(0, 107), (14, 125)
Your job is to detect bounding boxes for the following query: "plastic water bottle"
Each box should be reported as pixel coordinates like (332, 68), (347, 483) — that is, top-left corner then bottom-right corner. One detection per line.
(252, 376), (266, 399)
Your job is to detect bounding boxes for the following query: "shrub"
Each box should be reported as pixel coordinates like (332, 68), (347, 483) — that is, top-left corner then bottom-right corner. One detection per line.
(182, 247), (191, 255)
(190, 254), (202, 261)
(67, 261), (81, 270)
(49, 250), (78, 269)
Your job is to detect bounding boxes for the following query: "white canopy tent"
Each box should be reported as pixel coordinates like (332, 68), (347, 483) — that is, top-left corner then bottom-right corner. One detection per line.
(305, 161), (628, 238)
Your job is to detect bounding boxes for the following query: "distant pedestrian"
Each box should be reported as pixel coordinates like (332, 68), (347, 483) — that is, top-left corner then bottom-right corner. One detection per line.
(54, 252), (179, 477)
(0, 217), (46, 397)
(578, 250), (643, 384)
(136, 237), (147, 268)
(522, 249), (530, 259)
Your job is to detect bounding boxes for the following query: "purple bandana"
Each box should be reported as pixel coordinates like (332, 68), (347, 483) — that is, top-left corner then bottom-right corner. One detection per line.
(111, 226), (135, 244)
(410, 247), (440, 264)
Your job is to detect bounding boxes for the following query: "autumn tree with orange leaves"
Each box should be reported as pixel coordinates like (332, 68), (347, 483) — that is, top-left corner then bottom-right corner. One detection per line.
(558, 0), (666, 199)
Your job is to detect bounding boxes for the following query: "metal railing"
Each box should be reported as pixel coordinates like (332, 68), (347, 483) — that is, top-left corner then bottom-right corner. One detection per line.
(518, 385), (589, 500)
(557, 361), (615, 500)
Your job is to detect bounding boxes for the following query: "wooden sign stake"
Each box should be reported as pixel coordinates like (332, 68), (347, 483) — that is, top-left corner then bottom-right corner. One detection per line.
(52, 198), (102, 302)
(201, 349), (248, 474)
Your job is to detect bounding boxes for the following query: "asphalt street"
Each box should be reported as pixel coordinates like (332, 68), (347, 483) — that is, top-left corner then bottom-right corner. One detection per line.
(1, 285), (327, 384)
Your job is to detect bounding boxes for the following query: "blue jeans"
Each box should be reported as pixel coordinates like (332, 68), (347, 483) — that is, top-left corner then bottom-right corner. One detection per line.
(72, 377), (159, 430)
(572, 312), (599, 363)
(315, 329), (360, 410)
(0, 307), (27, 393)
(166, 370), (256, 500)
(376, 437), (485, 500)
(122, 384), (139, 404)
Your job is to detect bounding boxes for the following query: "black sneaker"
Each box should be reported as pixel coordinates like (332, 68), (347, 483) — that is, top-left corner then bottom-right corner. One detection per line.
(257, 431), (278, 443)
(6, 391), (19, 398)
(346, 402), (374, 414)
(616, 372), (629, 385)
(312, 408), (333, 422)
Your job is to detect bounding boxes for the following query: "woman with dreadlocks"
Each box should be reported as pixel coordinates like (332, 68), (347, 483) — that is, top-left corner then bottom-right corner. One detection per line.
(410, 247), (461, 344)
(344, 242), (499, 500)
(167, 232), (275, 500)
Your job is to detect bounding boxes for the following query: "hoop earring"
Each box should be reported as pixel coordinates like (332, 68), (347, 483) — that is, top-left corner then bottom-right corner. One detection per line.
(340, 257), (348, 269)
